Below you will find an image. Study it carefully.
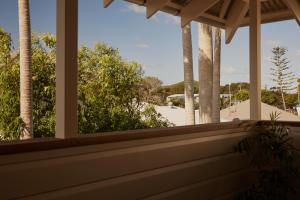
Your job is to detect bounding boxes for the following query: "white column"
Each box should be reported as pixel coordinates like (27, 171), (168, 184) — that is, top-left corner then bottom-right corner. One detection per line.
(56, 0), (78, 138)
(249, 0), (261, 120)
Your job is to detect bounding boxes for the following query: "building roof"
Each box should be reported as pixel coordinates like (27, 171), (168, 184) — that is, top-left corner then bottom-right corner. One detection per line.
(221, 100), (300, 121)
(154, 100), (300, 126)
(104, 0), (300, 43)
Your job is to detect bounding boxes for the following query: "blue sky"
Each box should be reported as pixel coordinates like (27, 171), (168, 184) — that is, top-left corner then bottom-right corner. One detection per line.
(0, 0), (299, 87)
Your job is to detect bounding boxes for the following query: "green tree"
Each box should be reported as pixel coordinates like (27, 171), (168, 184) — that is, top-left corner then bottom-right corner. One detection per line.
(139, 76), (163, 105)
(270, 46), (296, 110)
(0, 28), (24, 140)
(261, 90), (280, 106)
(234, 89), (249, 101)
(0, 31), (171, 140)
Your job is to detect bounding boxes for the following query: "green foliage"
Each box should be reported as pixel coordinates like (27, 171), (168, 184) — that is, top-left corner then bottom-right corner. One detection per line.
(0, 27), (13, 67)
(77, 43), (171, 133)
(221, 82), (249, 94)
(139, 76), (164, 105)
(0, 28), (24, 140)
(270, 47), (296, 110)
(169, 98), (185, 108)
(163, 81), (199, 96)
(234, 89), (249, 101)
(270, 47), (296, 92)
(235, 112), (299, 200)
(0, 29), (171, 140)
(31, 34), (56, 137)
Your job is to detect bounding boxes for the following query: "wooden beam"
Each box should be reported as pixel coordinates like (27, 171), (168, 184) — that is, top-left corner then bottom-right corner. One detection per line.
(219, 0), (232, 18)
(225, 0), (249, 44)
(56, 0), (78, 138)
(180, 0), (219, 27)
(103, 0), (113, 8)
(282, 0), (300, 24)
(146, 0), (170, 18)
(249, 0), (261, 120)
(241, 9), (294, 26)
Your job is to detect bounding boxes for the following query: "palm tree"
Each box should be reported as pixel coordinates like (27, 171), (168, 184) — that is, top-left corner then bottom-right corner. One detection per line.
(18, 0), (33, 139)
(212, 28), (221, 123)
(182, 23), (195, 125)
(198, 23), (213, 124)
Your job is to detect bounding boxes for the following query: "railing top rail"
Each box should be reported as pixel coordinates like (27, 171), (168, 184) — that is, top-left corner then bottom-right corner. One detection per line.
(0, 120), (256, 155)
(0, 120), (299, 155)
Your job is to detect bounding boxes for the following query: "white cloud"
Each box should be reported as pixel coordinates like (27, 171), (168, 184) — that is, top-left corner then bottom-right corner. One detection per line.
(222, 66), (237, 75)
(124, 4), (145, 14)
(265, 39), (281, 47)
(296, 49), (300, 57)
(136, 43), (150, 49)
(160, 13), (180, 25)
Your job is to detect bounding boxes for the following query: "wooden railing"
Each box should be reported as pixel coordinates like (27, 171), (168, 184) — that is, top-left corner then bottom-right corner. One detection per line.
(0, 120), (299, 200)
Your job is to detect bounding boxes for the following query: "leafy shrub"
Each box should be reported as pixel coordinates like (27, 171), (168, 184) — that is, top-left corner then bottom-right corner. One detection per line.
(235, 112), (299, 200)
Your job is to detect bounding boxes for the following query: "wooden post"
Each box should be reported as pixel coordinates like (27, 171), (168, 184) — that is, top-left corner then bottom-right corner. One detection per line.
(56, 0), (78, 138)
(249, 0), (261, 120)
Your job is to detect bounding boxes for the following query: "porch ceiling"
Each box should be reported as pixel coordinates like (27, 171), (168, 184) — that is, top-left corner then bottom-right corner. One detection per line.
(104, 0), (300, 43)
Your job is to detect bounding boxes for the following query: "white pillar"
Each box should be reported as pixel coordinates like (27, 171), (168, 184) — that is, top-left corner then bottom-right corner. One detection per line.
(56, 0), (78, 138)
(249, 0), (261, 120)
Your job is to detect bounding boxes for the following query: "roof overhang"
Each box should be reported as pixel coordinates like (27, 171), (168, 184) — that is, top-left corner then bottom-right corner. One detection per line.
(104, 0), (300, 43)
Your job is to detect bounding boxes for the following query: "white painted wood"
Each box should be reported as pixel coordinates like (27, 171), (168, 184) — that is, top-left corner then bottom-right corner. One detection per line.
(0, 131), (250, 199)
(0, 125), (298, 199)
(146, 0), (170, 18)
(0, 127), (249, 166)
(225, 0), (249, 44)
(141, 170), (253, 200)
(249, 0), (262, 120)
(181, 0), (220, 27)
(14, 155), (251, 200)
(56, 0), (78, 138)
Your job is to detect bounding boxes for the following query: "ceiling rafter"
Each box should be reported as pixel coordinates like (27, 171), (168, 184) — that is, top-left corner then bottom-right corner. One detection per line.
(146, 0), (170, 18)
(225, 0), (249, 44)
(219, 0), (232, 19)
(282, 0), (300, 24)
(180, 0), (220, 27)
(104, 0), (296, 29)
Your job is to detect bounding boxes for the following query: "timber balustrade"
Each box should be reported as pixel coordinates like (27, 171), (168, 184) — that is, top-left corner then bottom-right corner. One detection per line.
(0, 120), (299, 199)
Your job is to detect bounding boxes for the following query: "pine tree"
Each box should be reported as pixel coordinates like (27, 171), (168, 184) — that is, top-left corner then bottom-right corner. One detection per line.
(270, 46), (296, 110)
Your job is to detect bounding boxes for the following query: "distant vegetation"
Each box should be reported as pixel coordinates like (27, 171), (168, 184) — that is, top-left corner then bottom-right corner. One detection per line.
(157, 81), (299, 110)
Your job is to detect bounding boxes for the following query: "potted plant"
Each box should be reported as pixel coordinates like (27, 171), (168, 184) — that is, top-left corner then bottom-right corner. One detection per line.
(235, 112), (299, 200)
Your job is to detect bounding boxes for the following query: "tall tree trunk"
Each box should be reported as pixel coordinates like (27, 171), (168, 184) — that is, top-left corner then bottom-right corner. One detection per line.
(280, 87), (286, 110)
(298, 89), (300, 105)
(182, 23), (195, 125)
(212, 28), (221, 123)
(18, 0), (33, 139)
(198, 23), (213, 124)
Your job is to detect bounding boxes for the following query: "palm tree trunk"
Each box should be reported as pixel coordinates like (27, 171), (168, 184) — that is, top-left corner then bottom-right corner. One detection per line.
(182, 23), (195, 125)
(18, 0), (33, 139)
(198, 23), (213, 124)
(212, 28), (221, 123)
